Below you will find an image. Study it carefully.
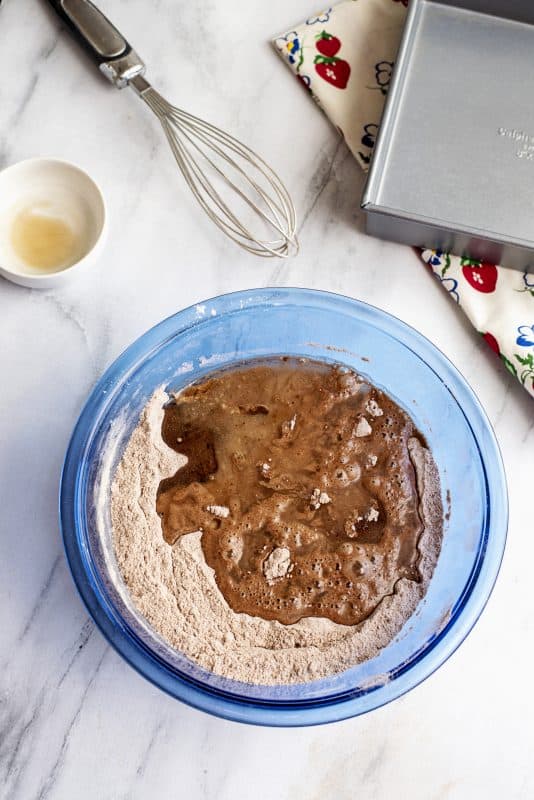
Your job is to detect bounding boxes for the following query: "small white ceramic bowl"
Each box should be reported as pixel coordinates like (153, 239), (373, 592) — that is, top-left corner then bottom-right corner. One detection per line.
(0, 158), (106, 289)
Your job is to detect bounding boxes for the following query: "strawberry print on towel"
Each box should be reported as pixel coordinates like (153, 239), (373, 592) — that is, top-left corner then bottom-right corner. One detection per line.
(315, 54), (351, 89)
(423, 250), (534, 396)
(315, 31), (341, 57)
(314, 31), (351, 89)
(461, 261), (498, 294)
(273, 0), (406, 167)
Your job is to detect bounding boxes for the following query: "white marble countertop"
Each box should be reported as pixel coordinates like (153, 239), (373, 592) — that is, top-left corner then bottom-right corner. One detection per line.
(0, 1), (532, 798)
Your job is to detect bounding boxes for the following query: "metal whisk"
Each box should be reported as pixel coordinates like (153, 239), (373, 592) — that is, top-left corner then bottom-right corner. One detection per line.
(46, 0), (298, 257)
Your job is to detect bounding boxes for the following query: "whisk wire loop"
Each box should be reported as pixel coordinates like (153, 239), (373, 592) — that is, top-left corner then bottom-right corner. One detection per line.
(137, 83), (298, 258)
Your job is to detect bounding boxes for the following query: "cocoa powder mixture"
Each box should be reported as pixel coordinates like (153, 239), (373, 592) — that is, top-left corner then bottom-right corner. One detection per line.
(111, 359), (443, 685)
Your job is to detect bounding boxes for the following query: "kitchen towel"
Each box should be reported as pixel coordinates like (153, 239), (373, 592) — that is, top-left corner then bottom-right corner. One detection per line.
(273, 0), (534, 398)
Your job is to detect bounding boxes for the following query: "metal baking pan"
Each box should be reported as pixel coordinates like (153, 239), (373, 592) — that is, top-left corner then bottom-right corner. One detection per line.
(362, 0), (534, 270)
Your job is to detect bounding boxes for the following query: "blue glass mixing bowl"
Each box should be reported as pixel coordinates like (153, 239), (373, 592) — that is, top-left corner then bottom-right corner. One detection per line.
(60, 288), (507, 726)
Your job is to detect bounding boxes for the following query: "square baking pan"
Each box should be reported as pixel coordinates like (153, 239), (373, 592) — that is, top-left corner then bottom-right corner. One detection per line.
(362, 0), (534, 270)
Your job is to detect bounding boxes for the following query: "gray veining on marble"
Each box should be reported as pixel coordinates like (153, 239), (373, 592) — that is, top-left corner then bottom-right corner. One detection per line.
(0, 1), (533, 798)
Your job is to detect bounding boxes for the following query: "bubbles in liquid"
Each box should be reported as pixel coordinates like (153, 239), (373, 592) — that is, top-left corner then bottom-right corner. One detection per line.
(157, 357), (428, 626)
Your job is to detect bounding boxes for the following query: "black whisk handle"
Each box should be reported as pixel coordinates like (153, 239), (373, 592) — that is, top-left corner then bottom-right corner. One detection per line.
(45, 0), (145, 88)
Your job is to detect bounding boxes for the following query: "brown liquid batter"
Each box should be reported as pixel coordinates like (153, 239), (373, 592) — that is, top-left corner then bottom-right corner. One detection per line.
(156, 358), (428, 626)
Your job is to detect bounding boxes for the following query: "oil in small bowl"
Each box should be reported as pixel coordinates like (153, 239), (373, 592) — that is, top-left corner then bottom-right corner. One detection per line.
(10, 205), (82, 273)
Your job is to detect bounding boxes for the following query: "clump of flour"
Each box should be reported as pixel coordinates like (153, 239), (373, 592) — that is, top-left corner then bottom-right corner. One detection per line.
(111, 390), (443, 685)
